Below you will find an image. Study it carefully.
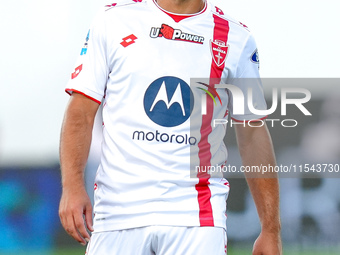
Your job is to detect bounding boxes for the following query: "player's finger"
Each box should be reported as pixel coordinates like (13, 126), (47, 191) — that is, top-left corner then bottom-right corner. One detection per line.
(60, 212), (84, 245)
(64, 213), (87, 245)
(59, 202), (67, 228)
(59, 207), (74, 240)
(84, 204), (94, 232)
(73, 211), (91, 243)
(59, 208), (65, 228)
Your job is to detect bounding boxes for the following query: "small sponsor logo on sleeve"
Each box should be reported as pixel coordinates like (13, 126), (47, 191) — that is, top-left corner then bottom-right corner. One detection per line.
(80, 30), (90, 55)
(250, 49), (259, 64)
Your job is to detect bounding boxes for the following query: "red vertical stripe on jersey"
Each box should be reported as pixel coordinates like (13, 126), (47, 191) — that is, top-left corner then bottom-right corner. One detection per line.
(196, 14), (229, 226)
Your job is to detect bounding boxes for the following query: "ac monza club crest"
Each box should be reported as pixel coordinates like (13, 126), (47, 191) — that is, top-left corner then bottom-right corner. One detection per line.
(210, 39), (229, 67)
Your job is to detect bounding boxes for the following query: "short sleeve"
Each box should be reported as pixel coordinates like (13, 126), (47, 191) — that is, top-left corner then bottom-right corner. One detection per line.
(65, 11), (108, 104)
(227, 33), (267, 122)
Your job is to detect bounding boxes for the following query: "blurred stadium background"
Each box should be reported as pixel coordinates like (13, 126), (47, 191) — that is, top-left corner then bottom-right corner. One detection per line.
(1, 0), (339, 254)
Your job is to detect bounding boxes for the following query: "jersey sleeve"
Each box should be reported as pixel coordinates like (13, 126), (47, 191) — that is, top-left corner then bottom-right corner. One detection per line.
(227, 33), (267, 122)
(65, 10), (108, 104)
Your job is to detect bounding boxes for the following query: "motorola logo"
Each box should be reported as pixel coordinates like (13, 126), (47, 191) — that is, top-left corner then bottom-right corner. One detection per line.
(144, 76), (194, 127)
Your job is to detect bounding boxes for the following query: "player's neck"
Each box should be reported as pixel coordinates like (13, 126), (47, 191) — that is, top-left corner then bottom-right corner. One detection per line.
(156, 0), (205, 14)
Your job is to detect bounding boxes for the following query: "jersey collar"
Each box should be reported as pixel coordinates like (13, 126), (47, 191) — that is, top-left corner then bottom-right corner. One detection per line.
(151, 0), (208, 22)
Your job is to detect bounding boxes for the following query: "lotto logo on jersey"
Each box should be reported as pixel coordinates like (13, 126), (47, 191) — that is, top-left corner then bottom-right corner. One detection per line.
(105, 3), (117, 7)
(150, 24), (204, 44)
(215, 6), (224, 15)
(121, 34), (138, 47)
(239, 22), (248, 29)
(143, 76), (194, 127)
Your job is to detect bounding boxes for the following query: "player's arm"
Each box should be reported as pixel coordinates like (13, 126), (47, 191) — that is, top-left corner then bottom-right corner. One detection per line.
(59, 92), (99, 245)
(235, 122), (282, 255)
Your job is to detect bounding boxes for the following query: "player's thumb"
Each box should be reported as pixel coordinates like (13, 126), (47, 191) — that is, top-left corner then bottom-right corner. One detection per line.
(85, 203), (94, 232)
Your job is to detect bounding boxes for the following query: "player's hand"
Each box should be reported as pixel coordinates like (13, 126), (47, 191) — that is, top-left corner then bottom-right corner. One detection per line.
(160, 24), (174, 39)
(252, 230), (282, 255)
(59, 186), (94, 246)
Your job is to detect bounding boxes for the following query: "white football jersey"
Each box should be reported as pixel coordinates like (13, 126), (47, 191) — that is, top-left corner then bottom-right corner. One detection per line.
(66, 0), (267, 232)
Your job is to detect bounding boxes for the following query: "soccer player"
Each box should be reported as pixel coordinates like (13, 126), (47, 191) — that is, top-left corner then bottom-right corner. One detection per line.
(59, 0), (282, 254)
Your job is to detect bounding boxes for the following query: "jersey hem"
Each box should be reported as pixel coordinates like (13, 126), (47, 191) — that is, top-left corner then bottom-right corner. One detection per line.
(93, 218), (226, 233)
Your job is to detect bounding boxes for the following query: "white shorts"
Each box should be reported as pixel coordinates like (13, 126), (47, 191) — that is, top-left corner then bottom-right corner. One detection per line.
(85, 226), (227, 255)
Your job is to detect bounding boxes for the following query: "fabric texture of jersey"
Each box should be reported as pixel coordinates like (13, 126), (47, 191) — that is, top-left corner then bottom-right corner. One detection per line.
(66, 0), (267, 232)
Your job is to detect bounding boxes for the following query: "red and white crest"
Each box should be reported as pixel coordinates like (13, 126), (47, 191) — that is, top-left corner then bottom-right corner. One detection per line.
(210, 39), (229, 67)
